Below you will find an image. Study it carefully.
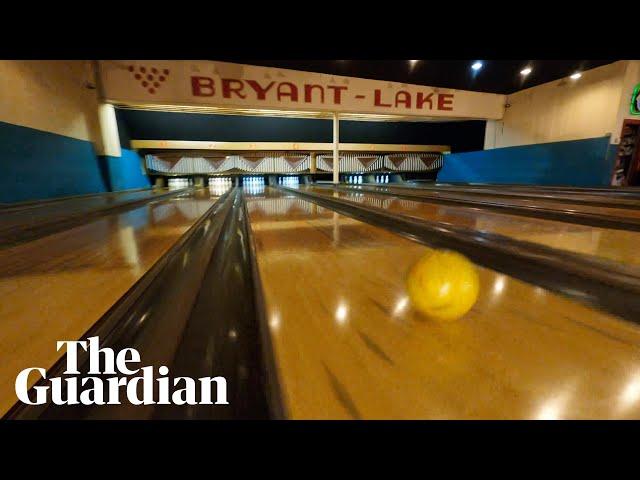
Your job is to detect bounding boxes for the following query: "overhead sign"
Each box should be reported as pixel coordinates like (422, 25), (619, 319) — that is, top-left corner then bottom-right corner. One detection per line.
(98, 60), (506, 120)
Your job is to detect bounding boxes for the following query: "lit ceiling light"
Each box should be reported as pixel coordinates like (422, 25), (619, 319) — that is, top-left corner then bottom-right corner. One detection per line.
(520, 67), (532, 76)
(570, 72), (582, 80)
(471, 61), (483, 71)
(409, 60), (419, 65)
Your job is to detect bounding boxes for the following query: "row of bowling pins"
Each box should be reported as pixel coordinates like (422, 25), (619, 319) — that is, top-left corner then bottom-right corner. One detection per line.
(244, 177), (265, 186)
(279, 177), (299, 185)
(346, 175), (391, 184)
(168, 178), (191, 188)
(209, 177), (232, 187)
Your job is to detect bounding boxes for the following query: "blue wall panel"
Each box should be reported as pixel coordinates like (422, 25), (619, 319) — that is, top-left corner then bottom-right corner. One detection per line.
(0, 121), (151, 203)
(438, 136), (615, 186)
(101, 149), (151, 192)
(0, 120), (108, 203)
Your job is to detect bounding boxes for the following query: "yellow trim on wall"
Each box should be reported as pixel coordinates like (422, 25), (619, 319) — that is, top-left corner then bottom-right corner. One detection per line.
(130, 139), (450, 153)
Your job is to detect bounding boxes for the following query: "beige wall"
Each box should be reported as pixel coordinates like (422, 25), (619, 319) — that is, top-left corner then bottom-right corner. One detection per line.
(491, 61), (630, 149)
(0, 60), (103, 150)
(612, 60), (640, 143)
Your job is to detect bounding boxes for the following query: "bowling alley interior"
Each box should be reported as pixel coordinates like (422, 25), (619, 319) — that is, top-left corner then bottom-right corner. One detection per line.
(3, 59), (640, 420)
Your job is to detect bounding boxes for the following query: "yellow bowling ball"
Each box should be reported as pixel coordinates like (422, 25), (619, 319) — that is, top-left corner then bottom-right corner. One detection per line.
(406, 249), (480, 321)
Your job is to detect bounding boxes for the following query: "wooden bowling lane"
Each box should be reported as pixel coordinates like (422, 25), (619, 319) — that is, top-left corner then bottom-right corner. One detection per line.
(247, 187), (640, 419)
(0, 187), (192, 248)
(399, 183), (640, 207)
(396, 186), (640, 209)
(420, 182), (640, 198)
(0, 189), (223, 416)
(357, 184), (640, 221)
(2, 187), (174, 219)
(303, 186), (640, 268)
(0, 187), (164, 212)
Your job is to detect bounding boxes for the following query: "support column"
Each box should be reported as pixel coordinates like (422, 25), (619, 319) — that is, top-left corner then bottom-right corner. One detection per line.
(97, 103), (122, 157)
(310, 152), (317, 174)
(333, 112), (340, 184)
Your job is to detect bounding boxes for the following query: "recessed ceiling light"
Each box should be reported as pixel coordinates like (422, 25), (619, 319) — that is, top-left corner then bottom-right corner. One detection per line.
(409, 60), (419, 65)
(570, 72), (582, 80)
(471, 61), (483, 71)
(520, 67), (532, 76)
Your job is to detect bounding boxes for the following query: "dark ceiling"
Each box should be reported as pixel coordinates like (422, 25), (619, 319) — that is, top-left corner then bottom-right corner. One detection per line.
(222, 60), (618, 95)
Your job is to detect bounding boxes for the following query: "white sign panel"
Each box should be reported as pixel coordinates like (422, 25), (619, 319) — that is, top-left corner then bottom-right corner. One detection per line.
(99, 60), (505, 120)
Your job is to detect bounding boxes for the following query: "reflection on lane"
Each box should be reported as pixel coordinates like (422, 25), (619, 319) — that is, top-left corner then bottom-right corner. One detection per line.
(304, 186), (640, 268)
(248, 186), (640, 419)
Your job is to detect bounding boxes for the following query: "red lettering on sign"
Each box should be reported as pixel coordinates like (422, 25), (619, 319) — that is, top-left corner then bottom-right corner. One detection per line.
(374, 89), (392, 107)
(327, 85), (347, 105)
(437, 93), (454, 111)
(395, 91), (411, 109)
(277, 82), (299, 102)
(245, 80), (275, 100)
(416, 92), (433, 109)
(222, 79), (246, 99)
(191, 76), (215, 97)
(304, 84), (325, 103)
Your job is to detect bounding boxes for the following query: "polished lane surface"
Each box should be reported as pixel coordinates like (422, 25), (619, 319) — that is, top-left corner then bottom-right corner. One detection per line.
(414, 182), (640, 197)
(0, 188), (222, 416)
(0, 187), (191, 247)
(1, 187), (176, 220)
(400, 183), (640, 206)
(304, 186), (640, 268)
(358, 184), (640, 220)
(247, 186), (640, 419)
